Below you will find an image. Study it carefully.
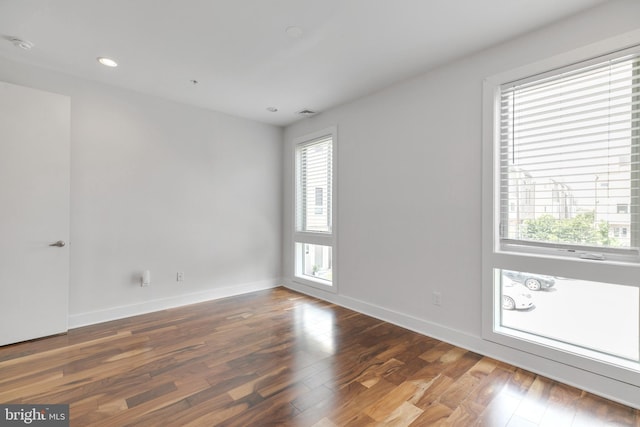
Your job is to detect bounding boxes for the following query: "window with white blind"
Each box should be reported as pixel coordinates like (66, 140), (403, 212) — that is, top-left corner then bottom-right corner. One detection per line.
(500, 46), (640, 261)
(483, 40), (640, 385)
(294, 128), (336, 289)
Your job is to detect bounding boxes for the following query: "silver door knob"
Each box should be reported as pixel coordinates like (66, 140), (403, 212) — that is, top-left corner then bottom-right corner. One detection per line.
(49, 240), (66, 247)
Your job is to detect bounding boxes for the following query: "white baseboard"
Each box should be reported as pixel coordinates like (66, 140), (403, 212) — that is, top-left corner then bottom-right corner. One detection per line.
(283, 280), (640, 410)
(68, 279), (281, 329)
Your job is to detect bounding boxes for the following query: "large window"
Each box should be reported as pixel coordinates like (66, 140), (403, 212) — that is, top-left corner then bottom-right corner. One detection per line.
(483, 40), (640, 385)
(294, 128), (336, 289)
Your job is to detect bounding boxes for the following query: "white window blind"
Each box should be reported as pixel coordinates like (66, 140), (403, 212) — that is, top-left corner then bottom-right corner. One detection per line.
(500, 47), (640, 258)
(296, 136), (333, 233)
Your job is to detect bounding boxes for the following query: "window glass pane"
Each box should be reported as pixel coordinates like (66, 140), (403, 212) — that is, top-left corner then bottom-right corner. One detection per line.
(500, 54), (640, 250)
(497, 268), (639, 361)
(296, 243), (332, 284)
(296, 137), (332, 233)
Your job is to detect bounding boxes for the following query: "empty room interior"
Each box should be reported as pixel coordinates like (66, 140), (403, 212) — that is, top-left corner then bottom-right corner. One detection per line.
(2, 0), (640, 425)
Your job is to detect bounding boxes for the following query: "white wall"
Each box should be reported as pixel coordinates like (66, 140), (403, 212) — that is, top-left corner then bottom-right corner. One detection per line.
(0, 57), (283, 326)
(283, 0), (640, 409)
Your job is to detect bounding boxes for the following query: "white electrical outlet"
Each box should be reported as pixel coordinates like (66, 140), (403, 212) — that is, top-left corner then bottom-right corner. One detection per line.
(432, 291), (442, 306)
(177, 272), (184, 282)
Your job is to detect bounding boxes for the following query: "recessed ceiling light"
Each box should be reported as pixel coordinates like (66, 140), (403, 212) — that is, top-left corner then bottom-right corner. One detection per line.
(266, 107), (278, 113)
(285, 26), (303, 39)
(97, 57), (118, 67)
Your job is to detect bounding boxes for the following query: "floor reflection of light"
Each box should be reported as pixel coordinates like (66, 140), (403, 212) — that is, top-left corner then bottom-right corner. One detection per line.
(482, 386), (525, 424)
(294, 303), (336, 355)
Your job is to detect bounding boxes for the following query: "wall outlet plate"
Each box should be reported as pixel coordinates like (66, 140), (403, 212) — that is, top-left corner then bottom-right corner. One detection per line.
(432, 291), (442, 306)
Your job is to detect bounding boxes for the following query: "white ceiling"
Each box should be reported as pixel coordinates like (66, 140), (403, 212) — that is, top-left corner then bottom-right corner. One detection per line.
(0, 0), (607, 126)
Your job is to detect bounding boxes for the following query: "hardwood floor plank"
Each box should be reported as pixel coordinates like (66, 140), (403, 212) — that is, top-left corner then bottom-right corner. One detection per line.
(216, 383), (307, 427)
(439, 370), (481, 410)
(410, 402), (453, 426)
(363, 381), (423, 421)
(134, 387), (234, 427)
(467, 366), (513, 408)
(329, 378), (397, 426)
(0, 287), (637, 426)
(311, 418), (338, 427)
(443, 351), (484, 380)
(380, 401), (423, 426)
(125, 381), (177, 408)
(445, 400), (484, 426)
(290, 384), (335, 413)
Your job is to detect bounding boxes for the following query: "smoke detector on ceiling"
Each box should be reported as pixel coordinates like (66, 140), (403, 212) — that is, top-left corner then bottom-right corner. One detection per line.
(297, 109), (318, 118)
(8, 37), (34, 50)
(285, 26), (303, 39)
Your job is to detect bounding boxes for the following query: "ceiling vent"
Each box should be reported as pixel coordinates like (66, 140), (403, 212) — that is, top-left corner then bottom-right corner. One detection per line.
(297, 109), (317, 117)
(7, 37), (33, 50)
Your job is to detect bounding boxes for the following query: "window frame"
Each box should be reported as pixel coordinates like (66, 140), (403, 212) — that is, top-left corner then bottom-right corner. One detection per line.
(292, 126), (337, 292)
(482, 33), (640, 387)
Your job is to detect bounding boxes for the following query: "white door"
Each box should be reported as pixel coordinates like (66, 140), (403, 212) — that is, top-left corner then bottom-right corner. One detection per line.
(0, 81), (70, 346)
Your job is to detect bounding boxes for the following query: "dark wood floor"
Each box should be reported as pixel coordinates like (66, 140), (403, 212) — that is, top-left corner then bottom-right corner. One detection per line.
(1, 287), (638, 426)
